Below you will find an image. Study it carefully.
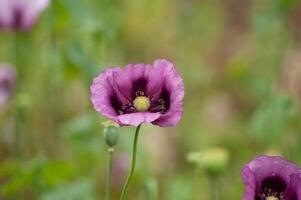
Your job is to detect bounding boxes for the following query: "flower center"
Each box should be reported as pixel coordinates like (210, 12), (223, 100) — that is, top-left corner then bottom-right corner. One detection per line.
(133, 96), (150, 112)
(259, 176), (286, 200)
(266, 197), (279, 200)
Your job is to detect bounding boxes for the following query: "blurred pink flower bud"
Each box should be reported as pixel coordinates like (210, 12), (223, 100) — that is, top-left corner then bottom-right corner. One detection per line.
(0, 0), (49, 31)
(0, 64), (16, 110)
(111, 153), (130, 188)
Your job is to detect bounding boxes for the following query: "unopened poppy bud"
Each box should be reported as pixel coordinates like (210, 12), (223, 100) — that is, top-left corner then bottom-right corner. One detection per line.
(187, 147), (229, 176)
(103, 126), (119, 147)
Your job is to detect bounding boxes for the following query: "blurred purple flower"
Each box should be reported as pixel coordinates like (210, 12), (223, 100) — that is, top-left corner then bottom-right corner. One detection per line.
(91, 59), (184, 127)
(0, 0), (49, 31)
(111, 154), (130, 188)
(241, 155), (301, 200)
(0, 64), (16, 109)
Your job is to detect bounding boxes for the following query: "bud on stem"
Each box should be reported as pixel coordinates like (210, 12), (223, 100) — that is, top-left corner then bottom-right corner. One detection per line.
(103, 126), (119, 147)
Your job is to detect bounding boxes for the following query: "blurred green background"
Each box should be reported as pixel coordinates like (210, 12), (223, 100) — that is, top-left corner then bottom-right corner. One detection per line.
(1, 0), (301, 199)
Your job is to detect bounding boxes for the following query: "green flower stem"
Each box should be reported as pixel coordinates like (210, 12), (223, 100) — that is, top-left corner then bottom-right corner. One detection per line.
(210, 177), (219, 200)
(120, 124), (142, 200)
(105, 147), (114, 200)
(50, 0), (56, 45)
(12, 32), (21, 157)
(192, 168), (200, 200)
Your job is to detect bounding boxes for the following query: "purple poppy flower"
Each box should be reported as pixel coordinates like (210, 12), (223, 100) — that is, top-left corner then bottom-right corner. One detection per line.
(241, 155), (301, 200)
(90, 59), (184, 127)
(0, 0), (49, 31)
(0, 64), (16, 109)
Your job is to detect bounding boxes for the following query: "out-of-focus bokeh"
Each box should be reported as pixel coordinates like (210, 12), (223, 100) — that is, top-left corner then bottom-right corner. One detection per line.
(1, 0), (301, 199)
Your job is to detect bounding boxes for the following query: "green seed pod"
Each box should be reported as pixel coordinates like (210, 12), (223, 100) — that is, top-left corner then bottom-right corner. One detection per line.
(187, 147), (229, 177)
(103, 126), (119, 147)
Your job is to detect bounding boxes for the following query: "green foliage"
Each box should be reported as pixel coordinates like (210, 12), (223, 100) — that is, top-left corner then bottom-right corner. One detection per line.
(40, 179), (95, 200)
(164, 175), (193, 200)
(250, 94), (296, 143)
(0, 157), (74, 198)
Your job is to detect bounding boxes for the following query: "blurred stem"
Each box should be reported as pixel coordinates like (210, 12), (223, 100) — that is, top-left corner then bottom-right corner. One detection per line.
(209, 177), (219, 200)
(12, 32), (21, 156)
(145, 178), (158, 200)
(105, 147), (114, 200)
(120, 124), (142, 200)
(50, 0), (56, 46)
(13, 32), (23, 73)
(192, 168), (200, 200)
